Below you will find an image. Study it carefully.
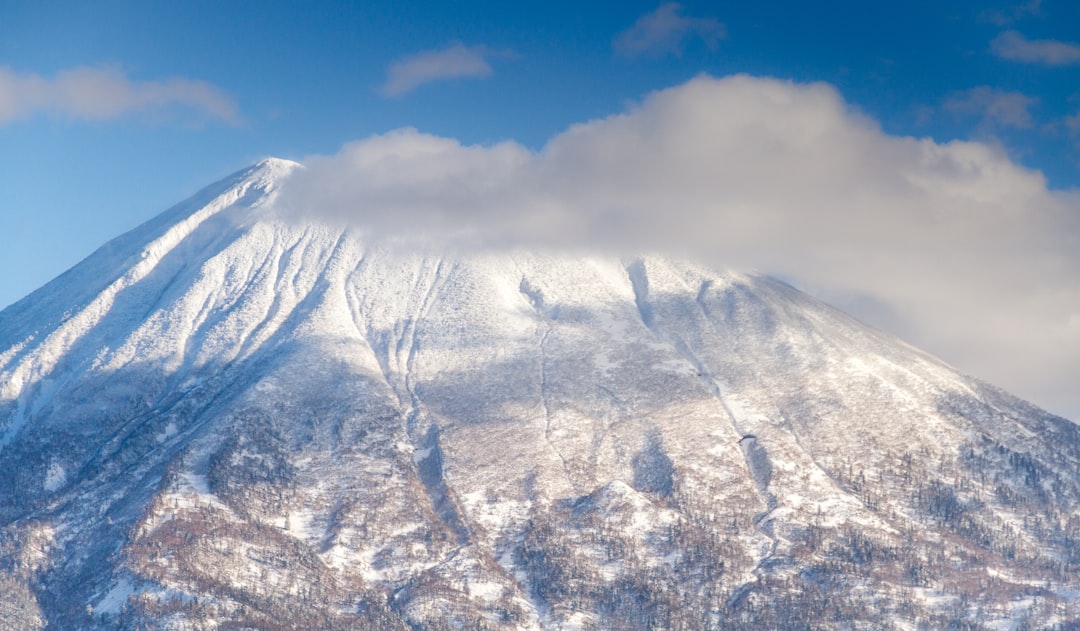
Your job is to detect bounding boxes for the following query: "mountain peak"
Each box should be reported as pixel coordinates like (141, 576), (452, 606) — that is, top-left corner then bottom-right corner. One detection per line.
(254, 156), (302, 169)
(250, 156), (303, 180)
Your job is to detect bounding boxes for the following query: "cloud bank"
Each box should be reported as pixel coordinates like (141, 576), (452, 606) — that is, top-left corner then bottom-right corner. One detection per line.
(991, 30), (1080, 65)
(0, 65), (239, 125)
(379, 44), (497, 96)
(280, 74), (1080, 420)
(614, 3), (726, 58)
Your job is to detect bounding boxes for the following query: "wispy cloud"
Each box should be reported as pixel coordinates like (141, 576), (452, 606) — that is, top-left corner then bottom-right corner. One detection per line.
(0, 65), (239, 126)
(281, 75), (1080, 418)
(990, 30), (1080, 65)
(981, 0), (1042, 26)
(379, 44), (499, 97)
(1066, 112), (1080, 149)
(943, 86), (1038, 129)
(1067, 111), (1080, 135)
(614, 3), (726, 58)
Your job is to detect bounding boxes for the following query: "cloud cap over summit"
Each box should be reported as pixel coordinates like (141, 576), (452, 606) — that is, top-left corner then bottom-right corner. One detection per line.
(278, 74), (1080, 419)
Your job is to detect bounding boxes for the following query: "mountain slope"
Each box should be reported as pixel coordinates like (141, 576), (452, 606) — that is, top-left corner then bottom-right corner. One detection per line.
(1, 160), (1079, 630)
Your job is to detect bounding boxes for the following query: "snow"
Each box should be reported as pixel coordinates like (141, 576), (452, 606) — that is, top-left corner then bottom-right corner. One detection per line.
(2, 158), (1078, 628)
(285, 506), (323, 541)
(562, 612), (593, 631)
(155, 421), (178, 443)
(466, 580), (504, 601)
(94, 577), (135, 615)
(43, 461), (65, 492)
(412, 446), (433, 464)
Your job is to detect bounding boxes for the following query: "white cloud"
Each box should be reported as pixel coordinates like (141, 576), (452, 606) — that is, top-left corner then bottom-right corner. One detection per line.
(1067, 111), (1080, 135)
(981, 0), (1043, 26)
(379, 44), (496, 97)
(943, 86), (1038, 129)
(991, 30), (1080, 65)
(0, 65), (239, 126)
(614, 3), (726, 58)
(280, 74), (1080, 420)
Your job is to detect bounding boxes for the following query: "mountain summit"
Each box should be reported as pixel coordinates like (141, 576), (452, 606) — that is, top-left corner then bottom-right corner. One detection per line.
(1, 161), (1079, 629)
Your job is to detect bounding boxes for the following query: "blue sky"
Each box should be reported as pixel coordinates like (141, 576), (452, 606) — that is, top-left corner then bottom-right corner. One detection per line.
(1, 0), (1079, 416)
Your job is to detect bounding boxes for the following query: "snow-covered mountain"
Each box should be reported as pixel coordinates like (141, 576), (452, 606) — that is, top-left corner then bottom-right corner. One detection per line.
(2, 160), (1079, 630)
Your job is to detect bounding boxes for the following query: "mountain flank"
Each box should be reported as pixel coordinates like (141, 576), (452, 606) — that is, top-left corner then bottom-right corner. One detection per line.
(2, 160), (1079, 630)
